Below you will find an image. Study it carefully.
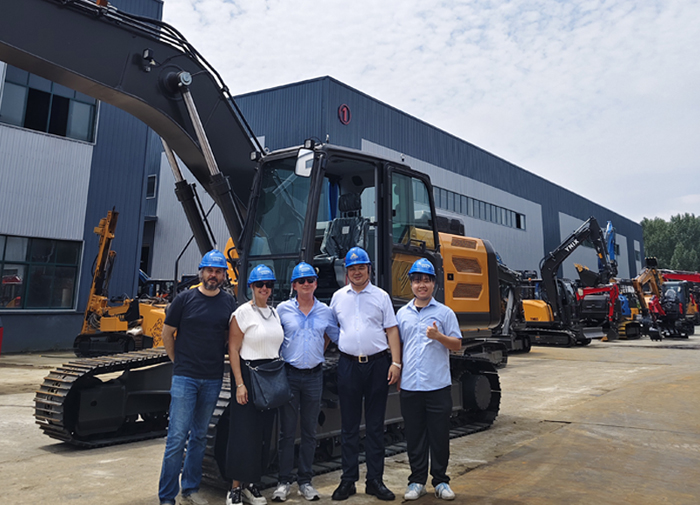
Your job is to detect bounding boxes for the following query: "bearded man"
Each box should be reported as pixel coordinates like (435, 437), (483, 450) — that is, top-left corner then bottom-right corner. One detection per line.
(158, 250), (235, 505)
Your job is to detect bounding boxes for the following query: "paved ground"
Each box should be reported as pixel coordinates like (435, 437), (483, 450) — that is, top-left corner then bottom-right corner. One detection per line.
(1, 337), (699, 505)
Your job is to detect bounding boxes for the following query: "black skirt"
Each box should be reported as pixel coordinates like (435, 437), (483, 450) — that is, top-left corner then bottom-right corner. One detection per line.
(225, 358), (277, 484)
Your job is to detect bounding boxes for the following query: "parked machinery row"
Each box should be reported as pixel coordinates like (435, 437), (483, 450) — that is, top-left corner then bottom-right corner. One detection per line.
(484, 219), (699, 349)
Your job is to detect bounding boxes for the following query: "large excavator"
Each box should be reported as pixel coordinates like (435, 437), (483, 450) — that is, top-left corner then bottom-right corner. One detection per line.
(1, 0), (503, 482)
(516, 216), (617, 346)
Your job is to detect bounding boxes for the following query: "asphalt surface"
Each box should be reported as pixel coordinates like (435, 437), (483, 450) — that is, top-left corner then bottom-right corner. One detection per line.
(1, 336), (699, 505)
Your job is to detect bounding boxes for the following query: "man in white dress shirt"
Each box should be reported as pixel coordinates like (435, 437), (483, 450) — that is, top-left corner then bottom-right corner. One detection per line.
(330, 247), (401, 501)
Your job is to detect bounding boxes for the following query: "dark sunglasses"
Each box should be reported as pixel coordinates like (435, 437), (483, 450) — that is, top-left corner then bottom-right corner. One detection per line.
(252, 281), (274, 289)
(295, 277), (317, 285)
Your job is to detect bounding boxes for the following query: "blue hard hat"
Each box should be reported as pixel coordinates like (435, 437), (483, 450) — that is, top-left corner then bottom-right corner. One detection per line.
(408, 258), (436, 277)
(199, 249), (228, 269)
(248, 264), (276, 285)
(344, 247), (371, 267)
(291, 262), (317, 282)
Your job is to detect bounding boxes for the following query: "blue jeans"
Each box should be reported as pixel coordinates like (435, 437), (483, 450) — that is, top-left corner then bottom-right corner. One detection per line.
(278, 366), (324, 485)
(158, 375), (222, 503)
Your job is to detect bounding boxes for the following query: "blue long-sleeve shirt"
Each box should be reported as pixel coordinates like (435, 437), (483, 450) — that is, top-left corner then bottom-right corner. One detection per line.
(277, 297), (339, 369)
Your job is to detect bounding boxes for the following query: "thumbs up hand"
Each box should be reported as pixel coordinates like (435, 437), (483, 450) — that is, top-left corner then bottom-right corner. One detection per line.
(426, 321), (440, 340)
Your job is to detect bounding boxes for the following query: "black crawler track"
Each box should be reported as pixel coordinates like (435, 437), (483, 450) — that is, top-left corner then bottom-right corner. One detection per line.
(521, 327), (591, 347)
(201, 354), (501, 489)
(34, 348), (172, 448)
(34, 348), (500, 486)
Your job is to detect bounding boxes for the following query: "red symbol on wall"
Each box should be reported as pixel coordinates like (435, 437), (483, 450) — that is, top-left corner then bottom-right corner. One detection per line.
(338, 104), (351, 125)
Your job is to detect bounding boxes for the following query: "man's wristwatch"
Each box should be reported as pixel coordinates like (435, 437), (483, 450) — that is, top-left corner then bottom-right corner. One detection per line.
(391, 362), (402, 369)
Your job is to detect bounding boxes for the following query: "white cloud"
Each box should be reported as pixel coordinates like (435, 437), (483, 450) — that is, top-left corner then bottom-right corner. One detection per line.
(162, 0), (700, 223)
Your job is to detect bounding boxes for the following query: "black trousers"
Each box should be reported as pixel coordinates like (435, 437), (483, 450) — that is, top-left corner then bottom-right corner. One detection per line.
(399, 386), (452, 487)
(225, 358), (276, 484)
(337, 353), (391, 482)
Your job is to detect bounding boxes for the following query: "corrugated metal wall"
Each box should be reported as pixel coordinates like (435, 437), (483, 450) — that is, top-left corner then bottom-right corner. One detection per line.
(0, 125), (92, 239)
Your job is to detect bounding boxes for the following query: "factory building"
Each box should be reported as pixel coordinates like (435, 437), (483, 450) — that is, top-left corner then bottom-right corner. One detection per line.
(0, 5), (643, 353)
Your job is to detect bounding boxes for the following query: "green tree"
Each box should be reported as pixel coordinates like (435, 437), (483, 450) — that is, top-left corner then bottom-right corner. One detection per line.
(641, 217), (674, 266)
(642, 213), (700, 271)
(670, 243), (699, 271)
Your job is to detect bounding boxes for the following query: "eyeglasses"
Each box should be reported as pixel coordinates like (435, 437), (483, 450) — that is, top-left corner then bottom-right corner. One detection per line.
(252, 281), (274, 289)
(295, 277), (317, 285)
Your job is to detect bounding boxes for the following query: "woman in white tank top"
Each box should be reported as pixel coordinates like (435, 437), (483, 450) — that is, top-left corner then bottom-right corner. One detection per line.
(225, 265), (284, 505)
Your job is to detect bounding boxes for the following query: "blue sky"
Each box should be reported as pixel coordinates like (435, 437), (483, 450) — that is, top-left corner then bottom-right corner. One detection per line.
(162, 0), (700, 223)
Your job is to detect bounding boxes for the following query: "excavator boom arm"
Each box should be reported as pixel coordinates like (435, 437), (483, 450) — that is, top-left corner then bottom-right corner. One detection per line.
(539, 216), (614, 321)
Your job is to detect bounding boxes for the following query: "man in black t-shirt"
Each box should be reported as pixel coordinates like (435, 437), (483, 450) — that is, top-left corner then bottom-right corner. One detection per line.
(158, 250), (236, 505)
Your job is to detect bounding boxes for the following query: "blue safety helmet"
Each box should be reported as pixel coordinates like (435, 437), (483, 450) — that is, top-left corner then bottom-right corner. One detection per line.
(247, 264), (276, 285)
(291, 262), (318, 282)
(344, 247), (371, 268)
(408, 258), (436, 277)
(199, 249), (228, 270)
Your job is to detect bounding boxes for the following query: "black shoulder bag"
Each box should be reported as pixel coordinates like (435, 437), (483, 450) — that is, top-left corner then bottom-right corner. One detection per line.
(245, 358), (292, 410)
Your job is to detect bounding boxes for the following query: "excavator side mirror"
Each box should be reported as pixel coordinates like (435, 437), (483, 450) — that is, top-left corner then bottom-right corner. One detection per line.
(295, 148), (314, 177)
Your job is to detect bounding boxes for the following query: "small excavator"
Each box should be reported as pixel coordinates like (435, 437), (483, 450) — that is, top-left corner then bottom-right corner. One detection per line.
(73, 210), (168, 357)
(660, 269), (700, 326)
(516, 216), (617, 346)
(633, 258), (693, 339)
(575, 221), (643, 341)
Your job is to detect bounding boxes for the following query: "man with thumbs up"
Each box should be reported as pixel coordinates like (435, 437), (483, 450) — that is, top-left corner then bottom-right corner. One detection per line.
(395, 259), (462, 501)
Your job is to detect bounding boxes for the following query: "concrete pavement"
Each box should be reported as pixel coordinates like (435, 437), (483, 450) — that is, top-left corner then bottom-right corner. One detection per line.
(1, 338), (698, 504)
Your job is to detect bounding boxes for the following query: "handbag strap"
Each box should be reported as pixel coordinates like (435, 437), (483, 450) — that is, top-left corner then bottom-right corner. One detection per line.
(245, 357), (283, 372)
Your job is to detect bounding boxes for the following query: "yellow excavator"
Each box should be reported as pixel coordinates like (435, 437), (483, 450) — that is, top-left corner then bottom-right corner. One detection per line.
(73, 210), (167, 357)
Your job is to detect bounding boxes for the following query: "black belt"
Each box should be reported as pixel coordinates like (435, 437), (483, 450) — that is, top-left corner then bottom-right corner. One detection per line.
(286, 363), (323, 374)
(340, 350), (389, 363)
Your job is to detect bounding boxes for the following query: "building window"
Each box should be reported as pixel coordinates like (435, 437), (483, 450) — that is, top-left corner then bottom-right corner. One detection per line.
(146, 174), (158, 199)
(0, 234), (81, 309)
(0, 64), (97, 142)
(432, 186), (526, 230)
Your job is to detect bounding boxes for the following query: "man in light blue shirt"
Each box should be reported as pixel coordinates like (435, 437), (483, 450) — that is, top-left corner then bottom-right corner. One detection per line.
(330, 247), (401, 502)
(273, 262), (339, 502)
(396, 259), (461, 501)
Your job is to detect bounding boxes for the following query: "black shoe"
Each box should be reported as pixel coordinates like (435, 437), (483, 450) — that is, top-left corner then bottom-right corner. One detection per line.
(365, 479), (395, 501)
(332, 481), (356, 501)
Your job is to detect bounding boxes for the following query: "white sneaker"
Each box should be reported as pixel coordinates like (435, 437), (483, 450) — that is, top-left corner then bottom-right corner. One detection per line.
(298, 483), (320, 501)
(242, 484), (267, 505)
(271, 483), (291, 502)
(434, 483), (455, 500)
(226, 488), (242, 505)
(180, 492), (209, 505)
(404, 483), (426, 500)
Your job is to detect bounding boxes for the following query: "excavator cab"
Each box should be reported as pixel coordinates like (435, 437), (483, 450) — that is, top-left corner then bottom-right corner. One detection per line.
(238, 145), (442, 306)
